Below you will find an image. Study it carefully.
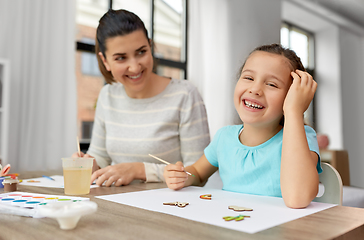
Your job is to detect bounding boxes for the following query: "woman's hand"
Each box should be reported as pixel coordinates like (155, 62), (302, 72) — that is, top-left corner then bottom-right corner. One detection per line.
(163, 161), (188, 190)
(90, 162), (145, 187)
(71, 152), (100, 173)
(283, 70), (317, 117)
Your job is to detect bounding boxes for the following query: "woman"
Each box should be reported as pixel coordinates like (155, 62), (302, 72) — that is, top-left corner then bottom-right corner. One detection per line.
(74, 9), (210, 187)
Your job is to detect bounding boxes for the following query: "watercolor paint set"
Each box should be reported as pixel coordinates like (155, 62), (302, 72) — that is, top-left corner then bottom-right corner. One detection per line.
(0, 191), (89, 218)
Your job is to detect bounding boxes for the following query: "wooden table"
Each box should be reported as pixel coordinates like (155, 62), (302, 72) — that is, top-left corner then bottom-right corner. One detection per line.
(1, 171), (364, 240)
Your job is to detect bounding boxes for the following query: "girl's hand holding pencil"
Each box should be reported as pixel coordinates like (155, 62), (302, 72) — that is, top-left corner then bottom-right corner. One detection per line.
(148, 154), (195, 177)
(148, 153), (194, 191)
(163, 161), (190, 190)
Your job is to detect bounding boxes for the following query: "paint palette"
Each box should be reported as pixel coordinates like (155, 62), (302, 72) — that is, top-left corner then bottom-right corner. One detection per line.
(0, 191), (97, 230)
(0, 192), (88, 206)
(0, 191), (89, 218)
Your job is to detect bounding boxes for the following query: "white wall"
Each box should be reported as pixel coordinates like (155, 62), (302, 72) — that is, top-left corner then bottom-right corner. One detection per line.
(340, 30), (364, 187)
(315, 27), (343, 149)
(282, 0), (364, 188)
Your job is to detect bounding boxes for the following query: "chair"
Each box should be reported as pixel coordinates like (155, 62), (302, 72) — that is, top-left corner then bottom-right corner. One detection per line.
(313, 162), (343, 205)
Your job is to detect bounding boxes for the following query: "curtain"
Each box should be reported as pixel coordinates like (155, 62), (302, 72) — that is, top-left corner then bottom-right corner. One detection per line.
(187, 0), (236, 140)
(0, 0), (77, 172)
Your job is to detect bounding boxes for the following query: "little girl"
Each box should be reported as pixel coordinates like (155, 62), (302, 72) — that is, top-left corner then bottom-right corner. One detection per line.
(164, 43), (322, 209)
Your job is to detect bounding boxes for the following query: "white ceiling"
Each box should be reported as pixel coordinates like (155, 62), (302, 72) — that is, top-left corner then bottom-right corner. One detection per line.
(305, 0), (364, 27)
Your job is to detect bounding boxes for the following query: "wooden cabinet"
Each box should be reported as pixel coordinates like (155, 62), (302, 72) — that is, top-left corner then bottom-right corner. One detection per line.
(0, 59), (10, 165)
(320, 149), (350, 186)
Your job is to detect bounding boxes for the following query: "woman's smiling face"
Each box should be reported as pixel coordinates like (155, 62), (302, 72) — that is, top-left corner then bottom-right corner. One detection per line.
(99, 30), (154, 98)
(234, 51), (293, 128)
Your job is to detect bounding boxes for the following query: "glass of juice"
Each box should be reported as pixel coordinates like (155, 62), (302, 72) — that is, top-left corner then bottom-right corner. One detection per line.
(62, 158), (93, 195)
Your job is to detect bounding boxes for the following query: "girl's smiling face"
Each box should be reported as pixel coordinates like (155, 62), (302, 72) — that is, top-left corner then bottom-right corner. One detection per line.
(234, 51), (293, 128)
(99, 30), (154, 98)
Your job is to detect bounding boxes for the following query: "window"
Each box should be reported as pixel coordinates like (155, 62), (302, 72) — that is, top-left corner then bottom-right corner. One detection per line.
(75, 0), (187, 142)
(281, 23), (314, 70)
(281, 22), (315, 127)
(80, 38), (102, 76)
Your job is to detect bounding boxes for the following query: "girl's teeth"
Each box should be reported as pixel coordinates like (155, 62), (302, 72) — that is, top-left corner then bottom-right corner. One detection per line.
(244, 100), (263, 109)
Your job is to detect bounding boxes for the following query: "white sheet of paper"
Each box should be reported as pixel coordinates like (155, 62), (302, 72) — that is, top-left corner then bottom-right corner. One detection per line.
(96, 186), (335, 234)
(19, 175), (98, 188)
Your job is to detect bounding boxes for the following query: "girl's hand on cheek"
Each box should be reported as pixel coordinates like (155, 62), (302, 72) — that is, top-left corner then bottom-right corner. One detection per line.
(283, 70), (317, 117)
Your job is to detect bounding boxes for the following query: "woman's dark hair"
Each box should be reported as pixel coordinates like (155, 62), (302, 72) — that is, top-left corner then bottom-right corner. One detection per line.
(95, 9), (149, 84)
(238, 43), (306, 126)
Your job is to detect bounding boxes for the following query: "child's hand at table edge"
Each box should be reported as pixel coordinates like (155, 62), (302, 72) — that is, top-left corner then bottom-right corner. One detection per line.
(164, 161), (188, 190)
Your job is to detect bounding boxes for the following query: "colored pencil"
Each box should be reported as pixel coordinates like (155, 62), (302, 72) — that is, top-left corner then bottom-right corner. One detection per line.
(42, 175), (55, 181)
